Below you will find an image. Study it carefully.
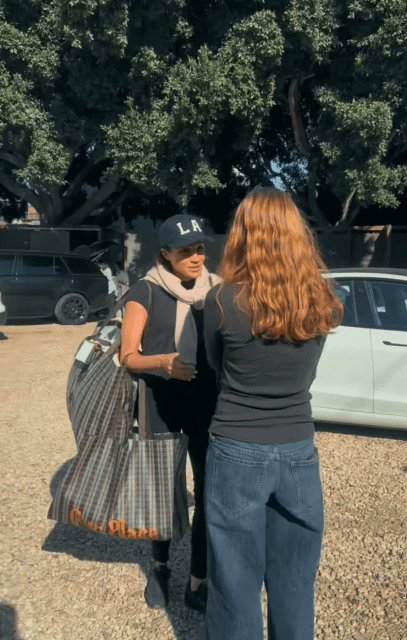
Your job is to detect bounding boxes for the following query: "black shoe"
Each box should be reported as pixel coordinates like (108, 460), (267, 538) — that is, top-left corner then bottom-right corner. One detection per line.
(144, 565), (171, 609)
(185, 580), (208, 612)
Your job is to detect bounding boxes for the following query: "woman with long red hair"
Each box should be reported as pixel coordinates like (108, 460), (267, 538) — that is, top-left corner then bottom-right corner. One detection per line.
(201, 187), (343, 640)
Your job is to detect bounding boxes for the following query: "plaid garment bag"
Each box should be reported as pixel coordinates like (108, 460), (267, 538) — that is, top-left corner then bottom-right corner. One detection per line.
(48, 283), (189, 542)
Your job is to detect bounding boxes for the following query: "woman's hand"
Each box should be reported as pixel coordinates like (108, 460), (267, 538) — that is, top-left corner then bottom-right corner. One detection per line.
(160, 353), (196, 381)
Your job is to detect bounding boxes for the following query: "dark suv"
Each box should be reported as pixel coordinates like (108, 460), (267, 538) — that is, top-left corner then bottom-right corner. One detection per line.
(0, 250), (109, 324)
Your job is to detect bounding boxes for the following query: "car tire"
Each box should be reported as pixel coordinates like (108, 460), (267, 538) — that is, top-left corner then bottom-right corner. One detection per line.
(54, 293), (90, 325)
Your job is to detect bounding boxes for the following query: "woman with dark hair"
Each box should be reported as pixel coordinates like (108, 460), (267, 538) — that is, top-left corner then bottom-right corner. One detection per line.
(202, 188), (343, 640)
(119, 214), (221, 612)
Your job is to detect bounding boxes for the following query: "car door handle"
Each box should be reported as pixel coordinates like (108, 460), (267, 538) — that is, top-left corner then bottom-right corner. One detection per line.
(383, 341), (407, 347)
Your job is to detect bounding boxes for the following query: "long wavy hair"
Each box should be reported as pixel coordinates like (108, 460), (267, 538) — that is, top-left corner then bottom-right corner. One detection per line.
(216, 187), (343, 341)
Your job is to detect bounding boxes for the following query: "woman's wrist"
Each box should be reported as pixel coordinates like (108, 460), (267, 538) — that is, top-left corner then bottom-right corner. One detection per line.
(122, 353), (133, 368)
(122, 352), (164, 372)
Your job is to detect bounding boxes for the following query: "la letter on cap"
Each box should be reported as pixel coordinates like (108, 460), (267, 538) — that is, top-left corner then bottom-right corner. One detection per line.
(176, 222), (191, 236)
(191, 220), (202, 232)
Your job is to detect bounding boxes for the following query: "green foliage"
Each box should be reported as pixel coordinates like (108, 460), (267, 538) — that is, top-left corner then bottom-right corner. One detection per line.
(317, 90), (393, 158)
(105, 11), (283, 206)
(58, 0), (130, 53)
(190, 163), (223, 193)
(14, 127), (70, 189)
(285, 0), (337, 62)
(0, 62), (69, 188)
(0, 0), (406, 227)
(219, 11), (283, 120)
(346, 158), (407, 208)
(0, 5), (58, 78)
(267, 0), (407, 219)
(103, 100), (171, 190)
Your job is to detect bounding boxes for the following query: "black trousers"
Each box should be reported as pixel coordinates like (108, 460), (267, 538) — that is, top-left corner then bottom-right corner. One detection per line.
(141, 373), (218, 579)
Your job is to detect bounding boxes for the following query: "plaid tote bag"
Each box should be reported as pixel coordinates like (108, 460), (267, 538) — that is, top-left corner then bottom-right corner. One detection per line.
(104, 377), (189, 542)
(66, 294), (130, 449)
(48, 283), (189, 542)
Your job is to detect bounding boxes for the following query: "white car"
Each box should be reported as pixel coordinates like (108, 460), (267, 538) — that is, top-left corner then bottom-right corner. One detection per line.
(311, 268), (407, 430)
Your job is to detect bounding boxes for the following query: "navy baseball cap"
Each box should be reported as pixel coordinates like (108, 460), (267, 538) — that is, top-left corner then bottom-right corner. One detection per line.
(158, 214), (214, 248)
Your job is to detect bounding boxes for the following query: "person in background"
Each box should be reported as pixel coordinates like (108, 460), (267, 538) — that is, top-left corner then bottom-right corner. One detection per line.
(98, 261), (117, 310)
(202, 187), (343, 640)
(110, 262), (130, 317)
(119, 214), (221, 612)
(112, 262), (130, 301)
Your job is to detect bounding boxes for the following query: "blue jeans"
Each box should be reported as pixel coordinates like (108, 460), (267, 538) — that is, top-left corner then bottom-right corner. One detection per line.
(202, 434), (324, 640)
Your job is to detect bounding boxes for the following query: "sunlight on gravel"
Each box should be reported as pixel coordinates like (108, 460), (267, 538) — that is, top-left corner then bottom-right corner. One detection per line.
(1, 323), (406, 640)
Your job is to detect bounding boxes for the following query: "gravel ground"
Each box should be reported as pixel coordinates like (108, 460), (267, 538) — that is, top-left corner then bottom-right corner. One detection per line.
(0, 322), (406, 640)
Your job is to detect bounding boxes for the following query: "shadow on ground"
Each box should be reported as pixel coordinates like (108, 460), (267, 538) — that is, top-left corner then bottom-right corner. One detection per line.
(42, 458), (204, 640)
(4, 317), (62, 326)
(0, 331), (8, 340)
(0, 603), (23, 640)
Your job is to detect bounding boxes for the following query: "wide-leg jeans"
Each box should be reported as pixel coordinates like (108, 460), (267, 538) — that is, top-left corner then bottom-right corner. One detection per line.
(202, 434), (324, 640)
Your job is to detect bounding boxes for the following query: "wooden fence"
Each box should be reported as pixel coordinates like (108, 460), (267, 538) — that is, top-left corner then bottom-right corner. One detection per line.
(316, 225), (407, 269)
(124, 224), (407, 279)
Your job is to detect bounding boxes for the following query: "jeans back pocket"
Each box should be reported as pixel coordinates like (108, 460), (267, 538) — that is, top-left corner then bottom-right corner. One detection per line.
(211, 448), (268, 513)
(290, 450), (323, 511)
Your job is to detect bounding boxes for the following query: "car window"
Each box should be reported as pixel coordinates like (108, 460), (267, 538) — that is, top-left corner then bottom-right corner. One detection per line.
(353, 279), (376, 328)
(54, 257), (67, 275)
(368, 280), (407, 331)
(19, 255), (54, 275)
(332, 279), (358, 327)
(63, 256), (101, 275)
(0, 255), (16, 276)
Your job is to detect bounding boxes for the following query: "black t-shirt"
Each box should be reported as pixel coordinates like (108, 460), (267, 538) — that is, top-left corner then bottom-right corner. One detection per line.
(126, 279), (214, 381)
(204, 283), (327, 444)
(126, 279), (217, 435)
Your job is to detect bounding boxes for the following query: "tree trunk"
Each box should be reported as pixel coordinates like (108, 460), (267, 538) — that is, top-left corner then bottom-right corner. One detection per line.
(308, 162), (331, 229)
(288, 78), (313, 159)
(287, 77), (330, 229)
(333, 190), (360, 230)
(353, 229), (381, 268)
(0, 170), (42, 215)
(36, 190), (66, 226)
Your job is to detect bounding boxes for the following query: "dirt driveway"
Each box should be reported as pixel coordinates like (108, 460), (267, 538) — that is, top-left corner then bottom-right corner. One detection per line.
(1, 322), (406, 640)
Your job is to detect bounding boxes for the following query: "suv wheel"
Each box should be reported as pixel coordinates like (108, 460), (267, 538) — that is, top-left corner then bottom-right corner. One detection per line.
(55, 293), (90, 325)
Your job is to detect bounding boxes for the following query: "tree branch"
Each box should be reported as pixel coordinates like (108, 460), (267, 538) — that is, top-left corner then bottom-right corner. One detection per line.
(0, 170), (42, 212)
(63, 145), (105, 203)
(95, 184), (133, 222)
(0, 151), (26, 169)
(63, 175), (121, 226)
(335, 189), (356, 226)
(287, 77), (314, 159)
(308, 162), (330, 229)
(267, 166), (295, 195)
(49, 186), (65, 224)
(286, 74), (331, 228)
(388, 143), (407, 163)
(348, 203), (361, 226)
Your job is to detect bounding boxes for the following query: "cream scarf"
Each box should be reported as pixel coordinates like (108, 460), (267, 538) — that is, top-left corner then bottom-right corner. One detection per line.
(143, 262), (222, 365)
